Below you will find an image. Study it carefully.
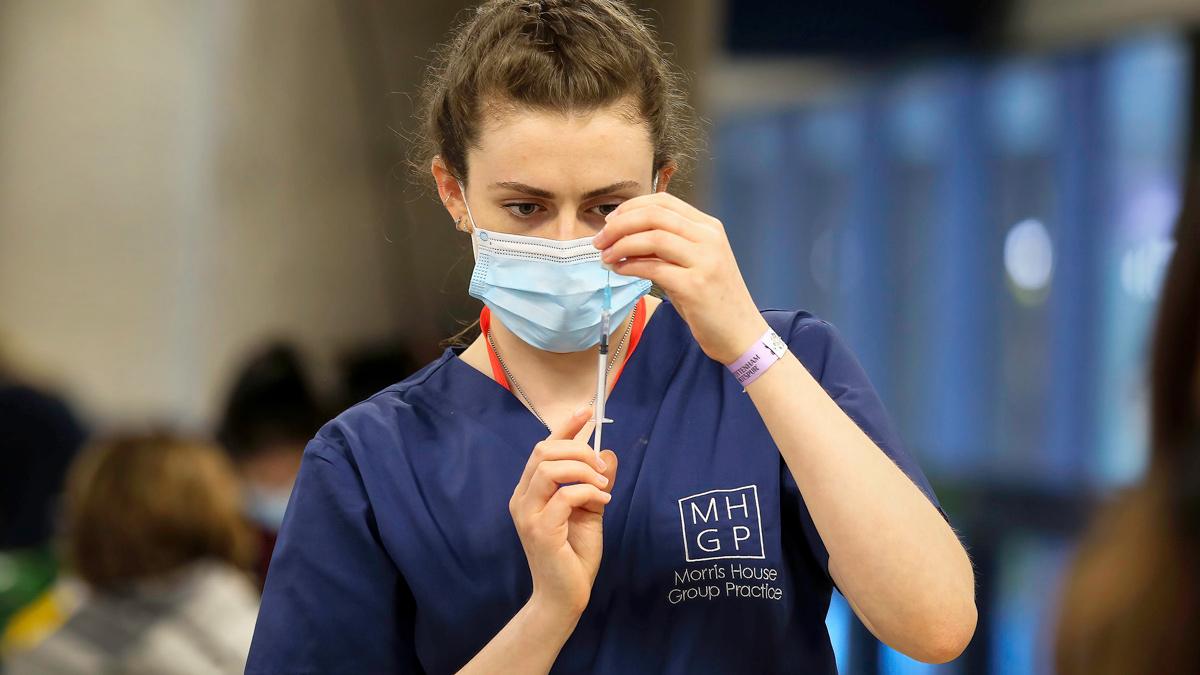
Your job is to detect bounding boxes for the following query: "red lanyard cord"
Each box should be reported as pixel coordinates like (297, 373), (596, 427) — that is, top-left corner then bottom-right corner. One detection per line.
(480, 296), (648, 392)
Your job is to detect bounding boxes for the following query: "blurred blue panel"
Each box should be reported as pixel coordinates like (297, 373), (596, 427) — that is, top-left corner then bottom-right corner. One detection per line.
(710, 27), (1192, 675)
(887, 70), (953, 164)
(711, 112), (802, 310)
(990, 535), (1075, 674)
(826, 591), (853, 672)
(988, 60), (1056, 156)
(1094, 32), (1190, 486)
(836, 89), (897, 404)
(884, 65), (998, 477)
(881, 69), (955, 460)
(984, 58), (1060, 485)
(1044, 52), (1103, 489)
(922, 66), (999, 479)
(792, 102), (864, 326)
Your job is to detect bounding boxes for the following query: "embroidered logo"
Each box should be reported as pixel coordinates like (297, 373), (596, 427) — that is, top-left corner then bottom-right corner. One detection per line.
(677, 485), (765, 562)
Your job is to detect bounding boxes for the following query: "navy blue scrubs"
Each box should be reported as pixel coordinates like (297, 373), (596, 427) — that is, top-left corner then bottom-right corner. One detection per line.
(246, 298), (942, 674)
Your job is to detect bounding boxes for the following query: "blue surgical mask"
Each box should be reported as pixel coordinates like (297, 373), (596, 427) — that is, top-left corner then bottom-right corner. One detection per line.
(459, 177), (655, 353)
(244, 483), (293, 532)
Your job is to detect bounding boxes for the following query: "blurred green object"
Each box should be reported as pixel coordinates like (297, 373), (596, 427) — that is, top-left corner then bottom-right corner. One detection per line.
(0, 548), (57, 637)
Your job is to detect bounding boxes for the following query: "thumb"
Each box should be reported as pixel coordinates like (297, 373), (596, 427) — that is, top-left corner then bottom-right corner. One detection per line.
(597, 449), (618, 494)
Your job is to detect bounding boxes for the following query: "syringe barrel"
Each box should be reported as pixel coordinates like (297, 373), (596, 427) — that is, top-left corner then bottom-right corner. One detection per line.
(599, 309), (611, 349)
(593, 349), (607, 457)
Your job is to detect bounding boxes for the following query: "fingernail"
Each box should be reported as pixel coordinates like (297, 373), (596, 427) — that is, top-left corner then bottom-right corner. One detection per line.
(597, 460), (608, 471)
(598, 475), (609, 486)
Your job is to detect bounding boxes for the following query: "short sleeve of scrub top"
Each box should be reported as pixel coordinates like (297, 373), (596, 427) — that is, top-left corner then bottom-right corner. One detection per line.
(246, 298), (945, 675)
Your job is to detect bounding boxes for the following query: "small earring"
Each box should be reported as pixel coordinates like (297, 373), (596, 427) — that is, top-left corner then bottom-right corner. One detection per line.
(455, 216), (466, 232)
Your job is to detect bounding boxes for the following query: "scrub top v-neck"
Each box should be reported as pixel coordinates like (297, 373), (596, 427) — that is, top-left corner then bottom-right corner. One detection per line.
(481, 295), (649, 395)
(246, 297), (943, 675)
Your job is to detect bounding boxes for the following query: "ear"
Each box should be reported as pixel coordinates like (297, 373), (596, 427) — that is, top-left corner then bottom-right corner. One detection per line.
(431, 156), (468, 231)
(655, 161), (678, 192)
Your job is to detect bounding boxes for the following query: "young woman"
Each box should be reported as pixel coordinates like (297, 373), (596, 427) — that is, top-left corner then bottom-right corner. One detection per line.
(247, 1), (976, 673)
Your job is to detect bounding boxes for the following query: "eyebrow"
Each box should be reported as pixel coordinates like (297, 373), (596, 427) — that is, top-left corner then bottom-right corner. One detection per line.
(488, 180), (641, 200)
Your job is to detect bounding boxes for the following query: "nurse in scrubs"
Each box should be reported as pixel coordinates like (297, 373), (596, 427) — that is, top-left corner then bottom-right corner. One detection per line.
(246, 1), (977, 673)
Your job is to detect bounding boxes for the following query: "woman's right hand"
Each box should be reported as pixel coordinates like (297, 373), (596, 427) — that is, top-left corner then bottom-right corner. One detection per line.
(509, 406), (619, 619)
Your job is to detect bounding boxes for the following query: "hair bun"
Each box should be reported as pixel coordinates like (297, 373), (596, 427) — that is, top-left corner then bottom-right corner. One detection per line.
(521, 0), (569, 44)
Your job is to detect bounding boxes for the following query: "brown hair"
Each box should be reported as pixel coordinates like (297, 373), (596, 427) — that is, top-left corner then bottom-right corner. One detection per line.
(1054, 181), (1200, 673)
(1149, 183), (1200, 456)
(64, 432), (255, 591)
(411, 0), (700, 187)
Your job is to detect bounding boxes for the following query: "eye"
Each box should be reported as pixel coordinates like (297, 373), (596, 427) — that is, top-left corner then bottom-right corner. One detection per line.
(502, 203), (543, 218)
(593, 203), (621, 217)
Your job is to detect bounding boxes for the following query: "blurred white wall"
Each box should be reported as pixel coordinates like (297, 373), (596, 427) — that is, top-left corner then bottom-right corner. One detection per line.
(2, 0), (1191, 432)
(1012, 0), (1200, 48)
(0, 1), (400, 429)
(0, 0), (713, 431)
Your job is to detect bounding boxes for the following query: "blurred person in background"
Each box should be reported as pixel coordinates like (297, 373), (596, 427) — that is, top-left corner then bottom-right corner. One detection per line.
(338, 343), (420, 412)
(0, 343), (87, 650)
(247, 1), (975, 672)
(216, 343), (324, 587)
(1055, 176), (1200, 672)
(3, 432), (259, 675)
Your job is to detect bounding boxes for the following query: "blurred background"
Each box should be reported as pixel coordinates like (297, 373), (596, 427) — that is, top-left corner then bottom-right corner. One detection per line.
(1, 1), (1199, 673)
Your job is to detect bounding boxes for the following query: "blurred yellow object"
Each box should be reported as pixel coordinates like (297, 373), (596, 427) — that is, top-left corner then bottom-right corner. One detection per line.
(0, 580), (83, 656)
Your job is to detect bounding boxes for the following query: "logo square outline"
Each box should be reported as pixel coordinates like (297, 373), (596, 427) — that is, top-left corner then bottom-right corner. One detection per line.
(677, 484), (766, 562)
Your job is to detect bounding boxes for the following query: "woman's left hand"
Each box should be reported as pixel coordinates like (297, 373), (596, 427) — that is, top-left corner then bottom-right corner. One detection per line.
(593, 192), (769, 365)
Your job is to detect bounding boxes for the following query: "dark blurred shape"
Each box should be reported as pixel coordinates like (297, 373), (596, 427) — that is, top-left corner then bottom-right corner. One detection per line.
(339, 343), (420, 409)
(0, 381), (86, 550)
(1056, 33), (1200, 673)
(216, 343), (323, 464)
(723, 0), (1011, 57)
(4, 431), (259, 674)
(0, 373), (87, 642)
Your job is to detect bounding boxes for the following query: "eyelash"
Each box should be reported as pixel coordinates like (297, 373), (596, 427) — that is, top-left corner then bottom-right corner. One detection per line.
(502, 202), (621, 219)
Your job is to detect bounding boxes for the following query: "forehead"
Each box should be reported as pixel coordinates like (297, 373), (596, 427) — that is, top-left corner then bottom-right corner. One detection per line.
(467, 98), (653, 184)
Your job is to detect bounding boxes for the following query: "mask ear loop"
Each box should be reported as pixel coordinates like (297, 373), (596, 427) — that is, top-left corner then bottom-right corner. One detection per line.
(456, 180), (477, 234)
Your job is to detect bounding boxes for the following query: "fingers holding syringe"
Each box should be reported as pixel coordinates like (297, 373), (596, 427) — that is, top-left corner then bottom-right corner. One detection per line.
(525, 459), (610, 503)
(522, 450), (620, 535)
(515, 412), (599, 495)
(599, 229), (697, 268)
(541, 483), (612, 521)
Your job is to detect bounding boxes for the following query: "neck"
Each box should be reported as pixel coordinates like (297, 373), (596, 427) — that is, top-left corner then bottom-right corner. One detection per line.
(482, 296), (656, 421)
(489, 304), (634, 384)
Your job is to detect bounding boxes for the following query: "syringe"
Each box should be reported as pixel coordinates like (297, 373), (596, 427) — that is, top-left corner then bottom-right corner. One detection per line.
(592, 275), (613, 460)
